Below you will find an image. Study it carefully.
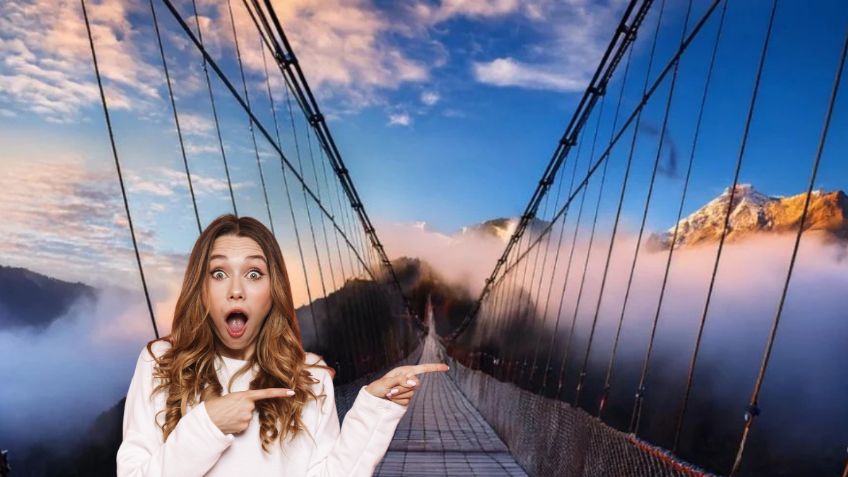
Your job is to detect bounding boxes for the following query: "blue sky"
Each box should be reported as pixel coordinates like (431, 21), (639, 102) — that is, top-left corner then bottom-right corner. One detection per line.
(2, 1), (848, 464)
(1, 0), (847, 290)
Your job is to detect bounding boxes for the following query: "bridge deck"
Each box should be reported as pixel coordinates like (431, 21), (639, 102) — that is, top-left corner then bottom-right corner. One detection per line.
(375, 336), (527, 476)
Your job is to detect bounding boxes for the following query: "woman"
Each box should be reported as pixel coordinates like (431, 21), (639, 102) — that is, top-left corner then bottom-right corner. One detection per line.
(117, 214), (447, 476)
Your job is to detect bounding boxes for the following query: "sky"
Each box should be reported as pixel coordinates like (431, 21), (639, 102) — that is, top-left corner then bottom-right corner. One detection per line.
(1, 0), (847, 290)
(2, 1), (848, 470)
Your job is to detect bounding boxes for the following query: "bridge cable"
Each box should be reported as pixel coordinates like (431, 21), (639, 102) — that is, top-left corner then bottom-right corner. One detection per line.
(459, 0), (651, 333)
(305, 125), (375, 371)
(662, 0), (777, 448)
(526, 110), (591, 389)
(311, 130), (384, 364)
(507, 174), (555, 384)
(535, 131), (591, 393)
(566, 0), (665, 407)
(189, 0), (237, 215)
(531, 90), (606, 393)
(521, 95), (599, 389)
(248, 0), (416, 357)
(586, 32), (647, 415)
(282, 76), (345, 370)
(555, 135), (611, 400)
(540, 47), (632, 395)
(513, 106), (593, 434)
(574, 0), (669, 409)
(491, 229), (532, 415)
(149, 0), (202, 233)
(254, 0), (413, 318)
(660, 0), (729, 451)
(476, 0), (722, 298)
(258, 33), (320, 349)
(516, 168), (563, 386)
(489, 229), (526, 381)
(224, 0), (276, 234)
(589, 0), (692, 414)
(158, 0), (380, 283)
(237, 0), (374, 286)
(730, 11), (848, 477)
(81, 0), (158, 339)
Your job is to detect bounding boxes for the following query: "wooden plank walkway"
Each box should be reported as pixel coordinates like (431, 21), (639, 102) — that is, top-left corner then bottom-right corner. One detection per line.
(375, 334), (527, 476)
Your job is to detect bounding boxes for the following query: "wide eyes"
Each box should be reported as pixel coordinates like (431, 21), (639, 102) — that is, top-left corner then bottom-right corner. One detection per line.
(210, 268), (264, 281)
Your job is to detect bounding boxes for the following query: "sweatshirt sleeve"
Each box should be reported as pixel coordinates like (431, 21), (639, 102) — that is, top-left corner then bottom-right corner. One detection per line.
(116, 345), (234, 477)
(306, 368), (408, 477)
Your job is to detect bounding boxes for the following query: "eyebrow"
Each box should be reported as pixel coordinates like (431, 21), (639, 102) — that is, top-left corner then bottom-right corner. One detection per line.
(209, 254), (267, 263)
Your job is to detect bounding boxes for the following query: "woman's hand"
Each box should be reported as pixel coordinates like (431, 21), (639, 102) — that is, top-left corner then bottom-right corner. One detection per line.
(365, 363), (449, 406)
(205, 388), (295, 434)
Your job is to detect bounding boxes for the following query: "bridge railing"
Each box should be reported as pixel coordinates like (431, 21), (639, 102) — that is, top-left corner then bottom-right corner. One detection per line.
(443, 0), (848, 475)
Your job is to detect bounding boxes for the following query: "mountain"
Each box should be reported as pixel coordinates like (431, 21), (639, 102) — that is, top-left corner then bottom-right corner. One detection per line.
(460, 217), (551, 242)
(650, 184), (848, 248)
(0, 265), (97, 330)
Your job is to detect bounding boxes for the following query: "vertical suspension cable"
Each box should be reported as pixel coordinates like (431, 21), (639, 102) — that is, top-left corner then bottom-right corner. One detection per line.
(568, 44), (633, 406)
(81, 0), (158, 339)
(304, 127), (339, 292)
(552, 42), (638, 400)
(729, 13), (847, 477)
(660, 0), (728, 450)
(521, 122), (587, 389)
(529, 92), (603, 391)
(593, 0), (724, 427)
(554, 143), (611, 399)
(513, 113), (593, 436)
(225, 0), (275, 233)
(491, 231), (530, 414)
(660, 0), (777, 443)
(531, 136), (583, 389)
(509, 188), (553, 384)
(503, 225), (535, 381)
(189, 0), (237, 215)
(149, 0), (202, 233)
(256, 0), (414, 320)
(525, 137), (581, 388)
(282, 76), (339, 362)
(313, 131), (383, 364)
(515, 179), (558, 385)
(590, 0), (693, 414)
(574, 0), (668, 408)
(258, 34), (320, 348)
(304, 126), (370, 369)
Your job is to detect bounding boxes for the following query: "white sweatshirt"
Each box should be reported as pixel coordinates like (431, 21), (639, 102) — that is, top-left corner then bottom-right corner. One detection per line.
(117, 341), (407, 476)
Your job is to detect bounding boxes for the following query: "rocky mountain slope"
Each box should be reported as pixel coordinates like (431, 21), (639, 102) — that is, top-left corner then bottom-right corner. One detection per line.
(652, 184), (848, 248)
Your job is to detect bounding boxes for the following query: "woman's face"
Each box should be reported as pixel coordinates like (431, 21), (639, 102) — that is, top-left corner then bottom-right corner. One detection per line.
(204, 234), (273, 360)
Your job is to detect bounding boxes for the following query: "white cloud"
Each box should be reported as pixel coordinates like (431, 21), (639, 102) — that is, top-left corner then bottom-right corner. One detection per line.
(414, 0), (521, 24)
(0, 157), (179, 289)
(388, 113), (412, 126)
(177, 112), (215, 137)
(420, 0), (625, 93)
(0, 0), (163, 122)
(202, 0), (429, 112)
(421, 91), (440, 106)
(473, 57), (585, 92)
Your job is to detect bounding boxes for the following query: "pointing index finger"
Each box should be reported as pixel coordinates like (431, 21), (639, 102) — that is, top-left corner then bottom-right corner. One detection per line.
(408, 363), (449, 375)
(243, 388), (295, 401)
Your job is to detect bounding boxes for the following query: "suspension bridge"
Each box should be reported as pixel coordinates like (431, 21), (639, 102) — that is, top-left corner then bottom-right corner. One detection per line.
(3, 0), (848, 475)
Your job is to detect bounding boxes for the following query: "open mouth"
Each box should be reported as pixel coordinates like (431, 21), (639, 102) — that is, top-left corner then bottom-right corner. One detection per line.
(225, 311), (248, 338)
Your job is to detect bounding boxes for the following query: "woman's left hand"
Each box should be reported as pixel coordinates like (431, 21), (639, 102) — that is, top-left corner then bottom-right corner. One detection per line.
(365, 363), (449, 406)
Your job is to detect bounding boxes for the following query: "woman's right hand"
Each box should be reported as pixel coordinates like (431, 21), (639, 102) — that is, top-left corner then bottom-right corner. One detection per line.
(204, 388), (295, 434)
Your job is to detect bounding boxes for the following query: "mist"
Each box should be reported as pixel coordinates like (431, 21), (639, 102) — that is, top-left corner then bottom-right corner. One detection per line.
(378, 219), (848, 475)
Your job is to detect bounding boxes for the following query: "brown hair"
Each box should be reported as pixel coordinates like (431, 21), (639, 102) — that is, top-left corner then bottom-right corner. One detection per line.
(147, 214), (324, 451)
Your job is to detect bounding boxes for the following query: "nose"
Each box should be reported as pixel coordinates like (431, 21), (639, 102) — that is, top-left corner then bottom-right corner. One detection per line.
(228, 279), (244, 301)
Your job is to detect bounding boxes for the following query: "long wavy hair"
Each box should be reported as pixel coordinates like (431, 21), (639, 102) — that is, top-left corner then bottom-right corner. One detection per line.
(147, 214), (324, 451)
